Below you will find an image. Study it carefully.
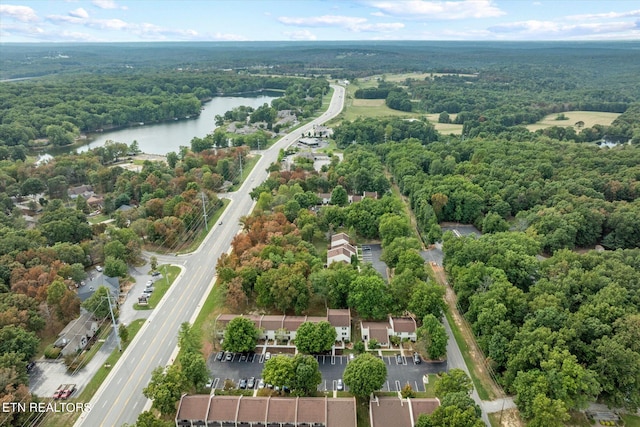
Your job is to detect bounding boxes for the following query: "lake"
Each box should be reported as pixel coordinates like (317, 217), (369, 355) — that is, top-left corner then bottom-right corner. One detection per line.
(48, 93), (279, 156)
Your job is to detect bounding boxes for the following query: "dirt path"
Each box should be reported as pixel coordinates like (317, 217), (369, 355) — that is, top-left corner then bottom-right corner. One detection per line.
(432, 262), (505, 401)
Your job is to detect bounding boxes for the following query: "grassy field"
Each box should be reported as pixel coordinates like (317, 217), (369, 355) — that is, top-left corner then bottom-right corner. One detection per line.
(424, 113), (463, 135)
(333, 75), (464, 134)
(622, 414), (640, 427)
(526, 110), (620, 132)
(41, 319), (145, 427)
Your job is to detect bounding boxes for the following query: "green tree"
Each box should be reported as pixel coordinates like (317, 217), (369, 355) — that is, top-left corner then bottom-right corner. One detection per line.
(291, 354), (322, 396)
(528, 394), (570, 427)
(378, 213), (411, 247)
(143, 365), (187, 416)
(118, 323), (129, 344)
(417, 314), (448, 360)
(434, 369), (473, 398)
(20, 177), (46, 199)
(179, 351), (209, 389)
(262, 355), (295, 389)
(104, 255), (128, 277)
(81, 286), (116, 320)
(343, 353), (387, 397)
(0, 326), (39, 361)
(223, 317), (258, 353)
(104, 240), (127, 261)
(178, 322), (202, 354)
(132, 411), (174, 427)
(330, 185), (348, 206)
(75, 195), (91, 214)
(294, 321), (337, 354)
(150, 256), (158, 271)
(409, 281), (446, 320)
(348, 273), (393, 320)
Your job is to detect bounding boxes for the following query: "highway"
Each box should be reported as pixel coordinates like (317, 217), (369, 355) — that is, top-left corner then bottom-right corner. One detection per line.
(75, 84), (345, 427)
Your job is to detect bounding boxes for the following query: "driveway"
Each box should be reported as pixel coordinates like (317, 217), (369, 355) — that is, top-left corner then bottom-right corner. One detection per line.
(360, 244), (388, 281)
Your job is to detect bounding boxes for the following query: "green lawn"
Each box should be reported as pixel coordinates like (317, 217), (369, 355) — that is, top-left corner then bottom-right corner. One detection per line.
(133, 265), (181, 310)
(622, 414), (640, 427)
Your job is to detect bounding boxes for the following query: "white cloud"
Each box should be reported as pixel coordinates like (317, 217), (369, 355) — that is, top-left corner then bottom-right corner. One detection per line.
(0, 4), (38, 22)
(69, 8), (89, 19)
(92, 0), (127, 10)
(278, 14), (403, 33)
(355, 22), (405, 32)
(488, 19), (638, 39)
(567, 9), (640, 21)
(368, 0), (506, 20)
(279, 15), (367, 27)
(284, 30), (317, 40)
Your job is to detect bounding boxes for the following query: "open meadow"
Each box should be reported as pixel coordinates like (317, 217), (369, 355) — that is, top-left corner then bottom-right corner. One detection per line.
(526, 111), (620, 132)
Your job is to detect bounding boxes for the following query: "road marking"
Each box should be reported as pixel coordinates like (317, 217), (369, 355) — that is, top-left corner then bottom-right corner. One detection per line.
(395, 380), (401, 392)
(116, 377), (122, 385)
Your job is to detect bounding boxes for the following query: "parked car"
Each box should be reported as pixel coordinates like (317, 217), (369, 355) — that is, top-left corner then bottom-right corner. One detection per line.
(96, 266), (103, 272)
(239, 378), (247, 389)
(258, 379), (265, 389)
(336, 379), (344, 391)
(60, 385), (76, 399)
(396, 354), (402, 363)
(240, 353), (247, 361)
(247, 377), (255, 389)
(205, 378), (213, 388)
(216, 351), (224, 361)
(146, 280), (154, 286)
(26, 361), (35, 372)
(264, 352), (271, 361)
(52, 387), (64, 399)
(225, 352), (233, 361)
(151, 271), (161, 277)
(413, 352), (421, 364)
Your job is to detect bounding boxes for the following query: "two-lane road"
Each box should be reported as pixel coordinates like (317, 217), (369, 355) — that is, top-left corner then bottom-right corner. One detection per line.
(75, 85), (345, 427)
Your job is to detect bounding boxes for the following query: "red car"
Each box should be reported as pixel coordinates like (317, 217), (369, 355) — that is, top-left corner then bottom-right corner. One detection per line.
(52, 388), (64, 399)
(60, 385), (75, 399)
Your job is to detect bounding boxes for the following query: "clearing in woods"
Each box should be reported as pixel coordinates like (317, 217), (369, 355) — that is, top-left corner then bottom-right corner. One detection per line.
(526, 110), (620, 132)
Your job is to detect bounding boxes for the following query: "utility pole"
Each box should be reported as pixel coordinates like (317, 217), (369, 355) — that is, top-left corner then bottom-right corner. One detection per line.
(238, 152), (243, 177)
(106, 293), (121, 352)
(201, 191), (208, 231)
(257, 139), (260, 151)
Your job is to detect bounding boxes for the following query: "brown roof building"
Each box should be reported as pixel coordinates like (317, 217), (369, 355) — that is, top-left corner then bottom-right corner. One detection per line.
(176, 395), (357, 427)
(370, 397), (439, 427)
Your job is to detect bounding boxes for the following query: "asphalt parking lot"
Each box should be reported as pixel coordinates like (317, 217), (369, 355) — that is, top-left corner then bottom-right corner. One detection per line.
(206, 353), (447, 392)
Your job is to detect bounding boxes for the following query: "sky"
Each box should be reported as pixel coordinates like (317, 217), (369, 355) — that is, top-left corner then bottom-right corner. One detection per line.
(1, 0), (639, 43)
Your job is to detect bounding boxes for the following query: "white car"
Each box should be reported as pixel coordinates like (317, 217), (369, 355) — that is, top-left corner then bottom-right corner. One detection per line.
(258, 379), (265, 389)
(264, 352), (271, 361)
(336, 379), (344, 391)
(205, 378), (213, 388)
(96, 266), (103, 272)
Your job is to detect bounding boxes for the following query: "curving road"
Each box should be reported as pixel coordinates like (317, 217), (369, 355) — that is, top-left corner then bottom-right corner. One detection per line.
(75, 85), (345, 427)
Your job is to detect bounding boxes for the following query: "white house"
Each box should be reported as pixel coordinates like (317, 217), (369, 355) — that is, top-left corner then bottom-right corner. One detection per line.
(328, 309), (351, 341)
(360, 316), (418, 347)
